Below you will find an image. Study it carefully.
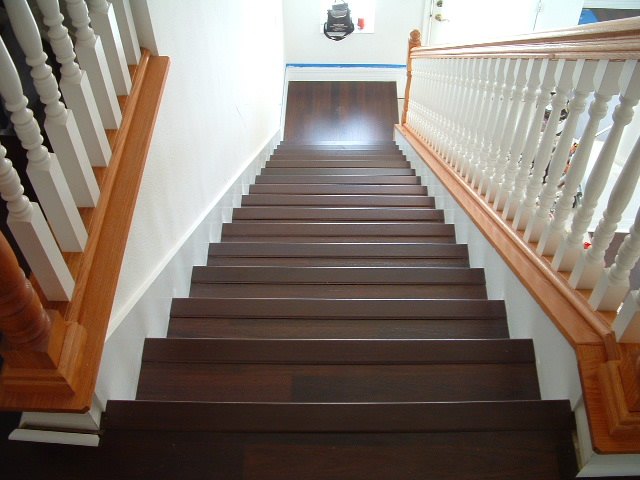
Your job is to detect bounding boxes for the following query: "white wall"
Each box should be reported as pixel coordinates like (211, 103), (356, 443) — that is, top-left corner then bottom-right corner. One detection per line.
(426, 0), (583, 45)
(284, 0), (426, 65)
(109, 0), (285, 335)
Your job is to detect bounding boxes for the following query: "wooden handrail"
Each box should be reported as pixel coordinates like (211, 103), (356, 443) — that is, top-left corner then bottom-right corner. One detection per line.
(400, 19), (640, 454)
(0, 49), (169, 411)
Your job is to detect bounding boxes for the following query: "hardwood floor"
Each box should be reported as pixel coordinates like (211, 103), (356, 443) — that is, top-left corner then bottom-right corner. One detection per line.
(283, 82), (398, 142)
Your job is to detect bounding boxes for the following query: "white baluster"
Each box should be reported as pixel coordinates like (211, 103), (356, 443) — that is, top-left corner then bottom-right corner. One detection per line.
(570, 132), (640, 289)
(460, 59), (486, 178)
(111, 0), (140, 65)
(485, 58), (527, 202)
(0, 143), (74, 301)
(65, 0), (122, 129)
(590, 204), (640, 311)
(465, 58), (496, 181)
(37, 0), (112, 167)
(480, 58), (517, 196)
(472, 58), (505, 189)
(451, 59), (472, 170)
(0, 35), (86, 252)
(553, 60), (640, 273)
(543, 61), (623, 257)
(614, 290), (640, 342)
(86, 0), (131, 95)
(493, 59), (544, 212)
(5, 0), (99, 208)
(526, 60), (589, 244)
(503, 59), (556, 222)
(514, 60), (570, 231)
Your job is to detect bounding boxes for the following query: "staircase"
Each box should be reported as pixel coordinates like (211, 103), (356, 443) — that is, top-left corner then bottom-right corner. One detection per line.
(105, 141), (579, 479)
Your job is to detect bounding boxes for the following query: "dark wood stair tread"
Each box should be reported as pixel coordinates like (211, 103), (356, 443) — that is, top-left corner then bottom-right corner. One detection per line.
(105, 400), (573, 433)
(221, 222), (456, 238)
(249, 184), (429, 195)
(266, 160), (410, 168)
(141, 338), (533, 364)
(255, 175), (421, 185)
(231, 207), (444, 222)
(189, 265), (487, 298)
(191, 266), (485, 284)
(208, 242), (469, 258)
(136, 363), (539, 402)
(241, 194), (435, 207)
(167, 317), (509, 340)
(270, 153), (406, 161)
(260, 168), (415, 176)
(170, 298), (506, 320)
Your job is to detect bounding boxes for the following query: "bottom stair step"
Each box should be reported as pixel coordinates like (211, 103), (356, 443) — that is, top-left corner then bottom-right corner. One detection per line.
(105, 400), (574, 433)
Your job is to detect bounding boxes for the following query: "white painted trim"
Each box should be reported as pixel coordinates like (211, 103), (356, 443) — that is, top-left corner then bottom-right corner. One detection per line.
(18, 401), (102, 432)
(9, 429), (100, 447)
(105, 129), (280, 338)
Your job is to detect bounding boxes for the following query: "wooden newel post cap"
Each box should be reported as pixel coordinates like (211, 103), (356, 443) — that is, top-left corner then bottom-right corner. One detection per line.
(409, 29), (422, 48)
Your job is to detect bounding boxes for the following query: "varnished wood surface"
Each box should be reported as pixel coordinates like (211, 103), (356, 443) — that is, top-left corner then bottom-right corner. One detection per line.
(284, 82), (399, 142)
(0, 52), (170, 411)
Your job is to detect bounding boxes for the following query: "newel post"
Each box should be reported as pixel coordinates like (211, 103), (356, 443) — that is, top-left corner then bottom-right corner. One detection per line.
(0, 231), (54, 362)
(402, 29), (422, 126)
(0, 231), (86, 394)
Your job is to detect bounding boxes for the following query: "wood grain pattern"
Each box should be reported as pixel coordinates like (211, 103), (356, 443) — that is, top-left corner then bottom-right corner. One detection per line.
(284, 82), (399, 142)
(0, 51), (170, 412)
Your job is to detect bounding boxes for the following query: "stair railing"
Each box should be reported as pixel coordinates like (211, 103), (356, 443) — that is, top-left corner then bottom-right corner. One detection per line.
(400, 18), (640, 453)
(0, 0), (169, 412)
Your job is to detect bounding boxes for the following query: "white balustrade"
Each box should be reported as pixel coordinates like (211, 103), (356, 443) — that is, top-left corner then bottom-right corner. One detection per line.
(65, 0), (122, 129)
(0, 35), (87, 252)
(480, 59), (517, 197)
(525, 60), (591, 244)
(543, 61), (624, 257)
(37, 0), (112, 167)
(451, 59), (474, 170)
(615, 289), (640, 342)
(461, 59), (489, 179)
(503, 60), (556, 223)
(553, 60), (640, 274)
(590, 204), (640, 311)
(471, 58), (503, 189)
(570, 132), (640, 289)
(493, 59), (545, 212)
(112, 0), (141, 65)
(485, 58), (526, 203)
(86, 0), (132, 95)
(5, 0), (99, 208)
(513, 60), (569, 231)
(0, 143), (74, 301)
(466, 58), (496, 182)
